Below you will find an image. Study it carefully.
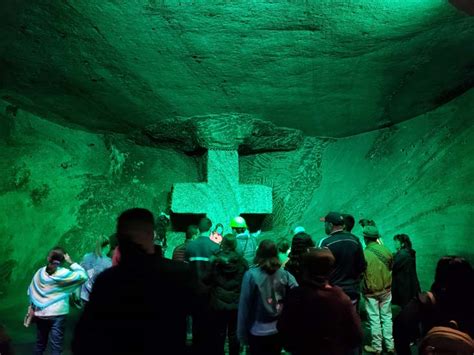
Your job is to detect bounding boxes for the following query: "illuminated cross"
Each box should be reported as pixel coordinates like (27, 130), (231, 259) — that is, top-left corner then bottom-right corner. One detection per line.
(171, 149), (272, 231)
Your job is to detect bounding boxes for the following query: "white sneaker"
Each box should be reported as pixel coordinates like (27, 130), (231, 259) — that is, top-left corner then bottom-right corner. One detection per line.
(364, 345), (382, 354)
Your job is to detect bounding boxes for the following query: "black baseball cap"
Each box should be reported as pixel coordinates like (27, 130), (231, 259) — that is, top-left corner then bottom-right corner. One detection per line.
(319, 212), (345, 226)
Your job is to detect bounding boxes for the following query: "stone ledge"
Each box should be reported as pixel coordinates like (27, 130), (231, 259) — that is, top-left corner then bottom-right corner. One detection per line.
(132, 113), (304, 153)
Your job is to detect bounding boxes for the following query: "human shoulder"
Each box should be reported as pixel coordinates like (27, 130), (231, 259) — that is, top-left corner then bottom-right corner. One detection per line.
(323, 232), (359, 247)
(89, 266), (119, 292)
(330, 284), (352, 302)
(159, 257), (191, 274)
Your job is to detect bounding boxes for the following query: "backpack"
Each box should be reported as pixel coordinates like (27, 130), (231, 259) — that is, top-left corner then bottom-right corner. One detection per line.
(419, 292), (474, 355)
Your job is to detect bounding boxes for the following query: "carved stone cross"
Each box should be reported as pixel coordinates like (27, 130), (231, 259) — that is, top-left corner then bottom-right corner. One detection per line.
(171, 149), (272, 231)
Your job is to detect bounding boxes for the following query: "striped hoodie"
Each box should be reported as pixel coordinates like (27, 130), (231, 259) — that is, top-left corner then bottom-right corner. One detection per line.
(28, 263), (87, 316)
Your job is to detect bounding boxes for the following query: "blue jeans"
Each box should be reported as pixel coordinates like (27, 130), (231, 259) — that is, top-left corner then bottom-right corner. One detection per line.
(34, 315), (66, 355)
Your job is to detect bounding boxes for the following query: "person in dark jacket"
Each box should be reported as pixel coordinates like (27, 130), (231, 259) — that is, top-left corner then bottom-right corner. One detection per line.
(391, 234), (420, 308)
(185, 217), (219, 281)
(285, 232), (315, 284)
(173, 224), (198, 262)
(393, 256), (474, 355)
(72, 208), (195, 355)
(318, 212), (366, 304)
(184, 217), (220, 354)
(208, 234), (248, 355)
(278, 247), (363, 355)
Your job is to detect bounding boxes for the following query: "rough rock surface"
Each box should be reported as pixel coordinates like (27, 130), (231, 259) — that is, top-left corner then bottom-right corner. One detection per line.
(240, 89), (474, 291)
(136, 113), (303, 152)
(0, 89), (473, 346)
(1, 1), (473, 137)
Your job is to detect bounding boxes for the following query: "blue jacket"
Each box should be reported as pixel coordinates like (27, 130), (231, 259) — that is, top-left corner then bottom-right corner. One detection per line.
(238, 266), (298, 343)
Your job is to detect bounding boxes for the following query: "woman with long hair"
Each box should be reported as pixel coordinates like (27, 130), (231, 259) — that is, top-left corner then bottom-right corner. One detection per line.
(237, 239), (298, 355)
(28, 247), (87, 355)
(392, 234), (420, 308)
(285, 232), (315, 284)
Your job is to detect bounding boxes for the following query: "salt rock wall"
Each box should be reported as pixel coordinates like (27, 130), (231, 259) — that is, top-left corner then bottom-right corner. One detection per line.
(0, 89), (472, 339)
(0, 102), (198, 334)
(241, 89), (474, 290)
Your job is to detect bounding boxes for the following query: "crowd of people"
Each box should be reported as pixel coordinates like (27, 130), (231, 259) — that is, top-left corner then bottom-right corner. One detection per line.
(16, 209), (474, 355)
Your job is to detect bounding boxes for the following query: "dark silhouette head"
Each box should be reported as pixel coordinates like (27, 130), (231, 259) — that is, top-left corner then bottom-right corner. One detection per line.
(46, 247), (66, 275)
(277, 238), (290, 254)
(221, 233), (237, 252)
(289, 232), (315, 258)
(393, 234), (413, 250)
(198, 217), (212, 233)
(254, 239), (281, 274)
(320, 212), (345, 235)
(342, 214), (355, 232)
(185, 225), (198, 240)
(302, 247), (336, 285)
(432, 256), (473, 299)
(359, 218), (376, 227)
(117, 208), (155, 255)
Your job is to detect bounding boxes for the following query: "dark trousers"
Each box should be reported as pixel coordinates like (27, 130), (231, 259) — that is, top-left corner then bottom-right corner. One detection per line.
(192, 310), (212, 355)
(208, 310), (240, 355)
(248, 333), (282, 355)
(34, 315), (66, 355)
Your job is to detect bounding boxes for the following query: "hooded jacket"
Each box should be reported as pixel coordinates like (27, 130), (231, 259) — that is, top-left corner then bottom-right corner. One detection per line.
(209, 250), (248, 311)
(237, 266), (298, 343)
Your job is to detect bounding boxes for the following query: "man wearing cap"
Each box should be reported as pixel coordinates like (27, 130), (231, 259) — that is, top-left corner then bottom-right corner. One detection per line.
(361, 225), (395, 355)
(318, 212), (366, 305)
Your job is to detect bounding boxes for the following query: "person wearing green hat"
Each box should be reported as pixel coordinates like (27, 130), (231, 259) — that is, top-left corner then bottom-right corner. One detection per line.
(362, 225), (395, 355)
(231, 216), (259, 265)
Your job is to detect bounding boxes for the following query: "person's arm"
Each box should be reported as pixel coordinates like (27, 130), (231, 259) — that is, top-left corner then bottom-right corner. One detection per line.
(184, 243), (192, 262)
(237, 270), (253, 345)
(56, 254), (88, 287)
(287, 270), (299, 289)
(342, 295), (363, 349)
(388, 251), (394, 271)
(354, 241), (367, 276)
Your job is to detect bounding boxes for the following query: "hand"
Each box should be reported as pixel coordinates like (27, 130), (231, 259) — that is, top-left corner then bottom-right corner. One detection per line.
(64, 253), (73, 264)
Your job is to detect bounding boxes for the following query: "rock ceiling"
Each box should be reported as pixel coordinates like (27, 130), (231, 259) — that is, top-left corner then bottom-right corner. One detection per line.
(0, 0), (473, 138)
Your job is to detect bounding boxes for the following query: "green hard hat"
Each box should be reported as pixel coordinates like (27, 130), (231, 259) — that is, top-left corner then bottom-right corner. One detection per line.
(230, 216), (247, 229)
